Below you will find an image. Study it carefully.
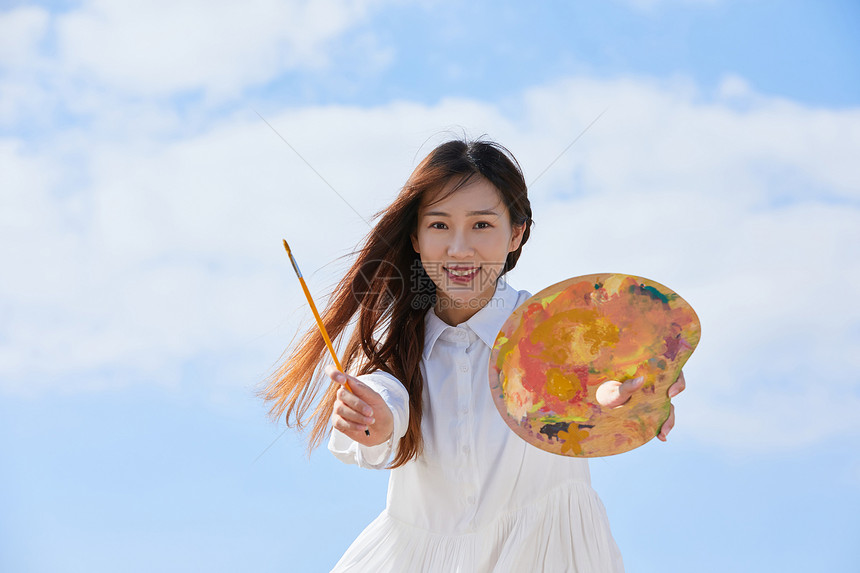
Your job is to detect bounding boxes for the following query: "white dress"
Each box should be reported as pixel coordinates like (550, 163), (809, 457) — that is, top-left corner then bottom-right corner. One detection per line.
(328, 279), (624, 572)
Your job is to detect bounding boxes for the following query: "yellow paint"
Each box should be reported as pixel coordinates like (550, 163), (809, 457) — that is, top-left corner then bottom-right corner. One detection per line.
(539, 291), (562, 306)
(490, 272), (701, 457)
(559, 426), (590, 456)
(495, 320), (525, 370)
(602, 274), (627, 295)
(532, 309), (620, 363)
(503, 366), (534, 420)
(582, 315), (620, 354)
(545, 368), (581, 400)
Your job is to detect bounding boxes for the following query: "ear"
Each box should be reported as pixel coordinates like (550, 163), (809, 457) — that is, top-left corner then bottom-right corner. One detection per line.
(410, 232), (420, 254)
(508, 223), (525, 253)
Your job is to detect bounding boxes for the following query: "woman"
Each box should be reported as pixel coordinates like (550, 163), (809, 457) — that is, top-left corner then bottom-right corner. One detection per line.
(263, 138), (683, 571)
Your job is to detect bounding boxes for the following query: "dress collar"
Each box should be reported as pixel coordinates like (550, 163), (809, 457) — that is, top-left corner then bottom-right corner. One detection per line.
(422, 278), (522, 361)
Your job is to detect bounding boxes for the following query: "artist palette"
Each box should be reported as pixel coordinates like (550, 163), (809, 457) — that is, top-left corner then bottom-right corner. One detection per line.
(489, 273), (701, 458)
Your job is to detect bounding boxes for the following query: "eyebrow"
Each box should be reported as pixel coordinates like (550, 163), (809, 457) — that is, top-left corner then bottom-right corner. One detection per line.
(422, 209), (501, 217)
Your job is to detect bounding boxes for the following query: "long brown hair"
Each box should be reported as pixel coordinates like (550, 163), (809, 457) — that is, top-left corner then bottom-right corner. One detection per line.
(261, 138), (533, 468)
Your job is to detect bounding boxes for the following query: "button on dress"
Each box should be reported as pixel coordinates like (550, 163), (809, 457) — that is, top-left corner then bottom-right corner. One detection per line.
(328, 279), (624, 572)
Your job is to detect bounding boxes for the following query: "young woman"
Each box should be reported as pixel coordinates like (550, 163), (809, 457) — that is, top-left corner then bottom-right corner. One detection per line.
(263, 139), (684, 572)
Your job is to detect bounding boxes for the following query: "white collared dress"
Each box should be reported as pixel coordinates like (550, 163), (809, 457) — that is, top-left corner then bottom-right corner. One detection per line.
(328, 280), (624, 572)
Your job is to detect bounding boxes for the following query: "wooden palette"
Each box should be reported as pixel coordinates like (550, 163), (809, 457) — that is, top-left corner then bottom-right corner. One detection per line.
(489, 273), (701, 457)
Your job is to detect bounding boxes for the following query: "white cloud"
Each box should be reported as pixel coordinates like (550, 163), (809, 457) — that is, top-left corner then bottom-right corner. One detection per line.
(55, 0), (388, 98)
(505, 76), (860, 450)
(1, 73), (858, 450)
(0, 0), (394, 128)
(0, 6), (49, 68)
(0, 6), (54, 125)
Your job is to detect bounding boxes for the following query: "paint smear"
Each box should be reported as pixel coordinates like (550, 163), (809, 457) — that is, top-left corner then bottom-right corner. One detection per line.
(489, 273), (701, 458)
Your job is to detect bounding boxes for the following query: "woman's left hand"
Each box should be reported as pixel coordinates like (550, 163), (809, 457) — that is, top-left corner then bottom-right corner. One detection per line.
(595, 371), (686, 442)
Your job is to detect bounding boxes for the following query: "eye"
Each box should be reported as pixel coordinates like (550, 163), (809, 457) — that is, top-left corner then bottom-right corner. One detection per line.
(475, 221), (493, 229)
(429, 222), (447, 230)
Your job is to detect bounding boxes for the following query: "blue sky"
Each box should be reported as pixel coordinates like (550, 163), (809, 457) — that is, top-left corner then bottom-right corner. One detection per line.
(1, 1), (859, 571)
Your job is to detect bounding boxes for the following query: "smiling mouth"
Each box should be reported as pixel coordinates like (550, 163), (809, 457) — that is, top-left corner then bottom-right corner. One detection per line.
(444, 266), (481, 281)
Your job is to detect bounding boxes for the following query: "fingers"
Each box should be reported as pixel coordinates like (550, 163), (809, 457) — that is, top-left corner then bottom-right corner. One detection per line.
(595, 372), (682, 442)
(619, 376), (645, 398)
(659, 371), (684, 442)
(332, 401), (374, 435)
(330, 387), (374, 437)
(326, 365), (375, 404)
(657, 403), (675, 441)
(335, 386), (374, 424)
(324, 366), (397, 447)
(325, 366), (378, 439)
(668, 370), (686, 398)
(335, 380), (374, 418)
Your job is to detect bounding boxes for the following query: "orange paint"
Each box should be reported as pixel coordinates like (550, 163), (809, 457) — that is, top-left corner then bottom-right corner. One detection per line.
(489, 273), (701, 458)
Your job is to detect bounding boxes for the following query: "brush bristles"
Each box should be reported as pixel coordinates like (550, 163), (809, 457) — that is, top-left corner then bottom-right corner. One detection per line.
(282, 239), (291, 254)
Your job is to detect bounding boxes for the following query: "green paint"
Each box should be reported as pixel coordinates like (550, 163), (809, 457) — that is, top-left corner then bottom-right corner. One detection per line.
(631, 283), (670, 304)
(540, 291), (562, 306)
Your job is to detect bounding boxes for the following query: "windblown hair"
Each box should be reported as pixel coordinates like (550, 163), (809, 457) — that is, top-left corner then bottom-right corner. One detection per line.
(261, 138), (533, 468)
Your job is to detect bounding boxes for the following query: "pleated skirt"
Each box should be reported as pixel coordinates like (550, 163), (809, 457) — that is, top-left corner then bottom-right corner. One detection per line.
(331, 481), (624, 573)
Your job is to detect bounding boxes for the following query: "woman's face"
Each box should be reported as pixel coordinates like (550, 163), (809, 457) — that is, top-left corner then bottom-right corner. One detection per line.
(411, 175), (525, 325)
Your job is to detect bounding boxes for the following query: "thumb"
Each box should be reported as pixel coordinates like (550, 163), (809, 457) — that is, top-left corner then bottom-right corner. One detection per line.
(325, 366), (382, 405)
(619, 375), (645, 397)
(596, 376), (644, 408)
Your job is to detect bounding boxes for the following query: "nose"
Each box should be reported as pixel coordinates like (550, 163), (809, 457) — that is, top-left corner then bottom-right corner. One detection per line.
(447, 229), (475, 259)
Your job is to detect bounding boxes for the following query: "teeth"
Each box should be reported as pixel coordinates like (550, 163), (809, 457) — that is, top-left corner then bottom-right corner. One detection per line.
(447, 267), (479, 276)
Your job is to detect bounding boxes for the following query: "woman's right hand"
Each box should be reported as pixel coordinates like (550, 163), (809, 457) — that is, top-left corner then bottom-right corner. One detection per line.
(325, 365), (394, 447)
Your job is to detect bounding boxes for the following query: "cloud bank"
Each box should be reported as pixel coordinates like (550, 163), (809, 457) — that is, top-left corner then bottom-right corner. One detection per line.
(1, 3), (857, 453)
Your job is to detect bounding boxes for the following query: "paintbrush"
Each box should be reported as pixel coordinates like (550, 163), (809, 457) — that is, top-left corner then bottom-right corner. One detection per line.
(282, 239), (370, 436)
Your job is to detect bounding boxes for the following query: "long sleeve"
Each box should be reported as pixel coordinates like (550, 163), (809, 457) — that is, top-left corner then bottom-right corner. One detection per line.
(328, 370), (410, 469)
